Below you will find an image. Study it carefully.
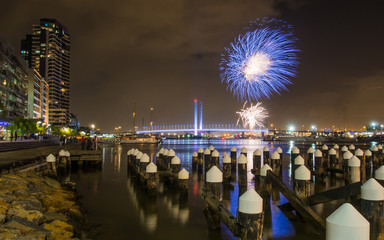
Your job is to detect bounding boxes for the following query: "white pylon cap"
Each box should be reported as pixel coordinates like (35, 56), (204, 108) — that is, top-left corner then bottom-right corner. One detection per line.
(326, 203), (369, 240)
(364, 150), (372, 156)
(159, 148), (164, 154)
(59, 150), (66, 156)
(163, 149), (169, 156)
(209, 145), (214, 151)
(263, 146), (269, 151)
(192, 152), (198, 157)
(171, 156), (181, 165)
(375, 166), (384, 180)
(329, 148), (336, 155)
(361, 178), (384, 201)
(372, 145), (378, 151)
(223, 152), (228, 157)
(238, 154), (247, 164)
(156, 152), (159, 158)
(206, 166), (223, 183)
(64, 151), (70, 157)
(238, 189), (263, 214)
(46, 154), (56, 163)
(253, 149), (261, 156)
(348, 156), (360, 167)
(307, 147), (314, 154)
(276, 147), (283, 154)
(231, 146), (237, 152)
(260, 164), (272, 176)
(140, 153), (150, 163)
(378, 144), (383, 150)
(292, 147), (300, 154)
(127, 149), (132, 155)
(355, 148), (364, 157)
(271, 151), (280, 160)
(343, 150), (353, 160)
(349, 144), (355, 150)
(223, 155), (231, 163)
(146, 162), (157, 173)
(178, 168), (189, 180)
(315, 149), (322, 157)
(294, 165), (311, 180)
(212, 150), (219, 157)
(204, 148), (211, 155)
(322, 144), (328, 150)
(334, 144), (339, 149)
(168, 149), (176, 157)
(133, 149), (139, 155)
(294, 155), (305, 165)
(136, 152), (143, 159)
(241, 147), (247, 154)
(198, 147), (204, 153)
(341, 146), (348, 151)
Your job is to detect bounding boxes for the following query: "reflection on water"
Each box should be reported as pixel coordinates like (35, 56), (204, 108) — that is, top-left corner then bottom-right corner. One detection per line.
(69, 139), (355, 239)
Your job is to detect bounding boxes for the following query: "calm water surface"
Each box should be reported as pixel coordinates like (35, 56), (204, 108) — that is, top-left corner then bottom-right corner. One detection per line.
(70, 139), (368, 240)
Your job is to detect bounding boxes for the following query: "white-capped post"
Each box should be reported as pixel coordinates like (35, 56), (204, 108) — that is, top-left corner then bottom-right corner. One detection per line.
(294, 165), (311, 202)
(206, 166), (223, 201)
(192, 151), (198, 170)
(253, 149), (262, 172)
(238, 154), (248, 187)
(223, 154), (231, 183)
(204, 148), (211, 172)
(230, 146), (237, 173)
(348, 156), (361, 183)
(211, 150), (220, 168)
(263, 146), (270, 165)
(307, 147), (315, 172)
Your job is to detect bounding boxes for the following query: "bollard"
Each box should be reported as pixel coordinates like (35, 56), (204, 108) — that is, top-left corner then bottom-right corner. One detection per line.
(211, 150), (220, 168)
(348, 156), (361, 183)
(192, 152), (198, 169)
(238, 154), (248, 187)
(178, 168), (189, 195)
(322, 144), (329, 168)
(361, 178), (384, 240)
(241, 147), (247, 157)
(162, 149), (169, 169)
(291, 147), (300, 168)
(204, 148), (211, 172)
(158, 148), (164, 166)
(329, 148), (337, 170)
(276, 147), (283, 162)
(58, 149), (67, 167)
(167, 149), (176, 170)
(171, 156), (181, 178)
(365, 150), (372, 178)
(64, 151), (71, 169)
(253, 149), (262, 172)
(341, 146), (348, 164)
(209, 145), (215, 153)
(146, 162), (158, 194)
(237, 189), (264, 240)
(206, 166), (223, 200)
(135, 152), (143, 173)
(372, 146), (379, 170)
(294, 165), (311, 202)
(259, 164), (272, 209)
(355, 148), (365, 181)
(375, 166), (384, 187)
(349, 144), (356, 155)
(293, 155), (304, 178)
(223, 154), (231, 183)
(231, 146), (237, 172)
(326, 203), (369, 240)
(271, 151), (280, 175)
(263, 146), (270, 165)
(333, 144), (340, 163)
(46, 154), (57, 176)
(378, 145), (383, 164)
(140, 154), (150, 174)
(343, 151), (353, 180)
(307, 147), (315, 172)
(127, 149), (133, 168)
(198, 147), (204, 172)
(314, 149), (323, 176)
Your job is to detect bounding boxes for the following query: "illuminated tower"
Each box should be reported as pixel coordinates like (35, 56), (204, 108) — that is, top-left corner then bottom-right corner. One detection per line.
(194, 99), (198, 135)
(199, 101), (203, 130)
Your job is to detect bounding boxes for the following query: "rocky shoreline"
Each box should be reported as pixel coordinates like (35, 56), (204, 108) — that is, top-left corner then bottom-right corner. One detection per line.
(0, 172), (83, 239)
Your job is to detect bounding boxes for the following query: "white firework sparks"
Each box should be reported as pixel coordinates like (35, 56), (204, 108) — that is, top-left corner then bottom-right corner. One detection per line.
(237, 102), (269, 130)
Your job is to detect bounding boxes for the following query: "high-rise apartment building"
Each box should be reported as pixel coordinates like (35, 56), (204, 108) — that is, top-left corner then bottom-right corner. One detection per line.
(22, 19), (70, 128)
(27, 69), (49, 124)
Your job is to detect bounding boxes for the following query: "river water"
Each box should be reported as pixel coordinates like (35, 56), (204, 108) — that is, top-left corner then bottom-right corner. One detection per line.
(69, 139), (371, 240)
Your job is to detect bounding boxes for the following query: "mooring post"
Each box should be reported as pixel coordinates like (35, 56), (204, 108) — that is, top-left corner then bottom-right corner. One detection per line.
(361, 178), (384, 240)
(293, 155), (305, 179)
(322, 144), (329, 168)
(238, 154), (248, 187)
(167, 149), (176, 171)
(206, 166), (223, 201)
(333, 144), (340, 163)
(209, 145), (215, 153)
(140, 154), (150, 175)
(291, 147), (300, 168)
(349, 144), (356, 155)
(341, 146), (348, 165)
(253, 149), (262, 172)
(348, 156), (361, 184)
(65, 150), (71, 169)
(58, 149), (67, 167)
(294, 165), (311, 202)
(241, 147), (247, 157)
(162, 149), (168, 170)
(326, 203), (369, 240)
(378, 145), (383, 164)
(314, 149), (323, 176)
(271, 151), (280, 176)
(135, 152), (143, 174)
(198, 147), (204, 172)
(365, 150), (372, 178)
(343, 151), (353, 180)
(46, 154), (57, 177)
(158, 148), (164, 166)
(375, 166), (384, 187)
(355, 148), (365, 182)
(171, 156), (181, 179)
(307, 147), (314, 172)
(259, 164), (272, 209)
(276, 147), (283, 162)
(204, 148), (211, 172)
(178, 168), (189, 195)
(372, 146), (379, 171)
(263, 146), (270, 165)
(127, 149), (132, 168)
(223, 154), (231, 183)
(237, 189), (264, 240)
(192, 151), (198, 170)
(212, 150), (220, 168)
(231, 146), (237, 172)
(329, 148), (337, 174)
(146, 162), (158, 195)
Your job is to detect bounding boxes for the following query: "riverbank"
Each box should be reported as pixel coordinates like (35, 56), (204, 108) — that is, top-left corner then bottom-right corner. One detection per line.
(0, 172), (83, 239)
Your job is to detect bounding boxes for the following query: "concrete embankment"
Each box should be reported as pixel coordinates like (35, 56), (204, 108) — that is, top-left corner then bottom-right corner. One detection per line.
(0, 172), (82, 239)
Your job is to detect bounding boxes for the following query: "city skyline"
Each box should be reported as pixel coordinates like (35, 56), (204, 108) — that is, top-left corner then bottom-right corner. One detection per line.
(1, 0), (383, 131)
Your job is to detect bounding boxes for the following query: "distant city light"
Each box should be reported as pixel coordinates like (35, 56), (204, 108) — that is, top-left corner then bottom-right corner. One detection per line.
(311, 125), (316, 130)
(288, 125), (295, 132)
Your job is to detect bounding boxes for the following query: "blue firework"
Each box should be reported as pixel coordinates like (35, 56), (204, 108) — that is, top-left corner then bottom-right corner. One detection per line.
(220, 24), (299, 101)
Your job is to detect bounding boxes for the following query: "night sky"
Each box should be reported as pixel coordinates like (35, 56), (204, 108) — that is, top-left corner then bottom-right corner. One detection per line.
(1, 0), (384, 132)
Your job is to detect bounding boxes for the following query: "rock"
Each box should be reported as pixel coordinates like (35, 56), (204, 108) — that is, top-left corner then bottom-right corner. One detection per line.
(0, 200), (10, 215)
(0, 227), (21, 239)
(0, 214), (5, 224)
(41, 191), (75, 213)
(44, 212), (69, 223)
(43, 220), (74, 239)
(7, 207), (45, 225)
(11, 196), (43, 212)
(69, 205), (83, 221)
(0, 220), (47, 240)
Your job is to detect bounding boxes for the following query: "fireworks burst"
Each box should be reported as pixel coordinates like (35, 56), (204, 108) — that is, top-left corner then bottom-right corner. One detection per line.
(220, 19), (299, 101)
(237, 102), (269, 130)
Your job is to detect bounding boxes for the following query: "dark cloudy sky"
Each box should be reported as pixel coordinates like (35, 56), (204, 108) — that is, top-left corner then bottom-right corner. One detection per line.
(1, 0), (384, 131)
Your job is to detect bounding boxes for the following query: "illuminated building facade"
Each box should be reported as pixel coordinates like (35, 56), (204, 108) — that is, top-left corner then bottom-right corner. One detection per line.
(27, 69), (49, 124)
